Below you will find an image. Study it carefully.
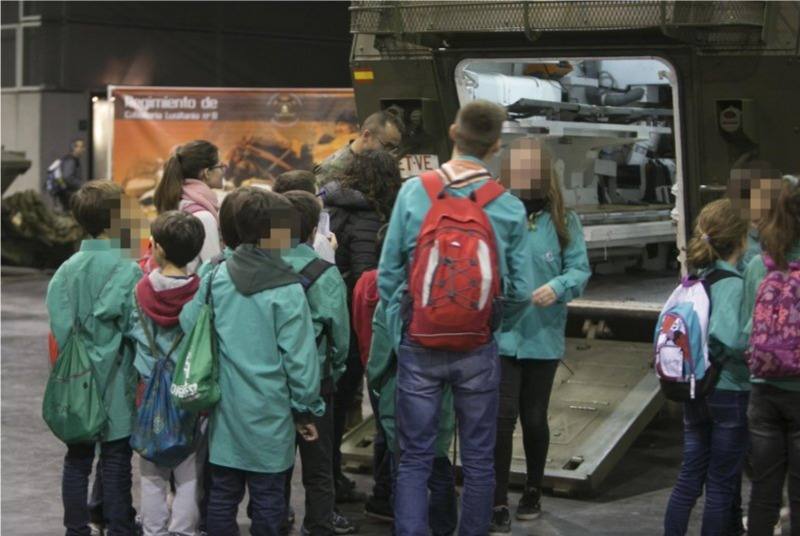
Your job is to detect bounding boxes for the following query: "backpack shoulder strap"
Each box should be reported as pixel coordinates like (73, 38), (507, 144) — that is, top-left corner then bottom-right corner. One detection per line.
(471, 179), (505, 208)
(133, 291), (159, 359)
(420, 171), (445, 202)
(704, 269), (742, 287)
(299, 257), (334, 292)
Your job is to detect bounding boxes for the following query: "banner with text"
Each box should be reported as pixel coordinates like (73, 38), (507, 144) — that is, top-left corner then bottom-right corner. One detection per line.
(110, 87), (357, 189)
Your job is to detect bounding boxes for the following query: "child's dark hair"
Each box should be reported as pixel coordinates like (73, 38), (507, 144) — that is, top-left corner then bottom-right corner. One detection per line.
(273, 170), (317, 195)
(760, 175), (800, 269)
(154, 140), (219, 214)
(686, 198), (748, 271)
(234, 188), (295, 245)
(344, 150), (402, 220)
(70, 180), (123, 237)
(219, 187), (251, 249)
(376, 223), (388, 259)
(151, 211), (206, 267)
(283, 190), (321, 244)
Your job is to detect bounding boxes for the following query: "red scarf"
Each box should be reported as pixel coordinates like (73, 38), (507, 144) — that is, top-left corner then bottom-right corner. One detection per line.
(135, 274), (200, 327)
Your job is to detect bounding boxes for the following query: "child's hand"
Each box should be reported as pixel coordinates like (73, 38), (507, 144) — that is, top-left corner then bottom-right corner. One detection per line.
(296, 423), (319, 442)
(328, 232), (338, 251)
(532, 284), (557, 307)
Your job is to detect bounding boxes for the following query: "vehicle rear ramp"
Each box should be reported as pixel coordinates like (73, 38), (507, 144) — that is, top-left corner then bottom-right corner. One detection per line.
(341, 337), (663, 496)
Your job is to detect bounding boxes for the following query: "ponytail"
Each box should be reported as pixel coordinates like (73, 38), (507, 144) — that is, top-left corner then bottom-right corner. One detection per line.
(760, 175), (800, 269)
(153, 140), (220, 214)
(686, 198), (747, 272)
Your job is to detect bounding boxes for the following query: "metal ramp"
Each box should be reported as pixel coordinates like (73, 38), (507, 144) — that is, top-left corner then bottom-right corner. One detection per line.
(341, 338), (663, 496)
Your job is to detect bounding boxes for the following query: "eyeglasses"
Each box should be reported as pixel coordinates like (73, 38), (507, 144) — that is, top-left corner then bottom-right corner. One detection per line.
(376, 135), (399, 153)
(210, 163), (228, 174)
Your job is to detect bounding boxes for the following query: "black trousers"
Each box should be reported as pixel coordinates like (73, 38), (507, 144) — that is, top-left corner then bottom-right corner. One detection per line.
(493, 356), (559, 507)
(286, 392), (336, 536)
(747, 383), (800, 536)
(332, 331), (364, 484)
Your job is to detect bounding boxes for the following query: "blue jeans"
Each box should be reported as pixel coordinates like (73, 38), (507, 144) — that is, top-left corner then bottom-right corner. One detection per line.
(207, 464), (286, 536)
(62, 438), (134, 536)
(394, 338), (500, 536)
(664, 389), (750, 536)
(390, 453), (458, 536)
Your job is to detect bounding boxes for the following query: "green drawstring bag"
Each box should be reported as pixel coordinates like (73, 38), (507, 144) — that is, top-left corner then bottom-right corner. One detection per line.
(171, 266), (220, 412)
(42, 325), (109, 444)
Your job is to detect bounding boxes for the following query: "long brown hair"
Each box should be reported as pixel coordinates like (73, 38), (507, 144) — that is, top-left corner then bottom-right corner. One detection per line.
(686, 198), (747, 271)
(344, 150), (402, 220)
(759, 176), (800, 269)
(154, 140), (219, 214)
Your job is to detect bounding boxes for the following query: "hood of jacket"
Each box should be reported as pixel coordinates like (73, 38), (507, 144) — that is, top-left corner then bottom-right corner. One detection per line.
(227, 244), (300, 296)
(135, 270), (200, 327)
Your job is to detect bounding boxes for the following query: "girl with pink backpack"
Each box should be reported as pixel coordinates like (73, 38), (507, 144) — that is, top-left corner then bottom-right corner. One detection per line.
(741, 173), (800, 536)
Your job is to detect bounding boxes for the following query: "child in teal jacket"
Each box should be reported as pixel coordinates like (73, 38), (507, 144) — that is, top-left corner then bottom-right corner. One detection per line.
(492, 139), (591, 532)
(664, 199), (750, 536)
(127, 210), (206, 536)
(739, 176), (800, 534)
(46, 180), (142, 535)
(367, 299), (458, 536)
(281, 190), (350, 535)
(180, 188), (323, 535)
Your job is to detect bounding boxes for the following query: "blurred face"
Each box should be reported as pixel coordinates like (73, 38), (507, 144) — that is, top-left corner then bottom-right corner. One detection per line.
(729, 169), (782, 225)
(257, 211), (298, 252)
(72, 140), (86, 157)
(501, 138), (551, 201)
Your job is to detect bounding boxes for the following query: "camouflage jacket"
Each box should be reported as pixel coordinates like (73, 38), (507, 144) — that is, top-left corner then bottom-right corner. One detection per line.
(314, 142), (355, 188)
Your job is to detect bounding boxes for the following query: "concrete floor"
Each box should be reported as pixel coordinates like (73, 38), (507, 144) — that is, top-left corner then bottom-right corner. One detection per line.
(0, 270), (764, 535)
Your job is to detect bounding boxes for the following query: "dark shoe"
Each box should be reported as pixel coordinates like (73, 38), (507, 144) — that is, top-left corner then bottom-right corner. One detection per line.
(332, 509), (358, 535)
(489, 506), (511, 534)
(516, 487), (542, 520)
(364, 495), (394, 522)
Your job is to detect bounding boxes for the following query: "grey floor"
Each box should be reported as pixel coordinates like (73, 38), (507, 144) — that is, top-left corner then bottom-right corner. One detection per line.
(0, 270), (761, 535)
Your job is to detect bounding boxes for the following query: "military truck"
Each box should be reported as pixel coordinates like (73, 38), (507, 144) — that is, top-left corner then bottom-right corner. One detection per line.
(340, 1), (800, 494)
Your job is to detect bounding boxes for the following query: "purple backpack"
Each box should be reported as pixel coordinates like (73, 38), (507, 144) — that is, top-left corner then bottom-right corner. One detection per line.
(747, 255), (800, 378)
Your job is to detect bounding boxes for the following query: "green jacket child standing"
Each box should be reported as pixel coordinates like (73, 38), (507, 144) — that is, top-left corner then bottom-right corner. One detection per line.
(180, 188), (323, 535)
(46, 180), (141, 534)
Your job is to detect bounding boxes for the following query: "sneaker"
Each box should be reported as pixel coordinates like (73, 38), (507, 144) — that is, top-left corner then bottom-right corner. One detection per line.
(332, 509), (358, 535)
(287, 506), (296, 526)
(88, 523), (105, 536)
(364, 495), (394, 522)
(516, 487), (542, 520)
(489, 506), (511, 535)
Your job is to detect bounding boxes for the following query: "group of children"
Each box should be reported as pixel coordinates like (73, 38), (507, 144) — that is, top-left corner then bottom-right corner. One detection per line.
(44, 99), (800, 536)
(663, 166), (800, 536)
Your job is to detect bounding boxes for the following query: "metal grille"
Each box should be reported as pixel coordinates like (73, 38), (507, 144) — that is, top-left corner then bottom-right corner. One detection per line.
(350, 1), (765, 35)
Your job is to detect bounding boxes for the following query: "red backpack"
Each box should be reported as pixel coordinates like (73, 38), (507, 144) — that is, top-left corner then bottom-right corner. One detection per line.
(407, 170), (504, 351)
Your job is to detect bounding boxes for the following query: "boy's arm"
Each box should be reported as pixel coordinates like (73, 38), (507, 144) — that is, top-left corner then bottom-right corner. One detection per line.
(501, 196), (536, 310)
(313, 270), (350, 383)
(179, 271), (211, 333)
(366, 303), (393, 391)
(276, 286), (325, 418)
(45, 267), (73, 348)
(377, 182), (411, 305)
(549, 212), (591, 303)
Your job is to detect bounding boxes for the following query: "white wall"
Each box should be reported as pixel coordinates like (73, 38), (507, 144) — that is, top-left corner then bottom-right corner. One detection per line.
(1, 91), (42, 197)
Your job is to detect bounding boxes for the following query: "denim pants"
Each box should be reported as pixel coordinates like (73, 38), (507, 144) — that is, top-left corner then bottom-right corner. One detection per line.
(394, 338), (500, 536)
(664, 389), (750, 536)
(747, 383), (800, 536)
(390, 453), (457, 536)
(62, 438), (134, 536)
(207, 464), (286, 536)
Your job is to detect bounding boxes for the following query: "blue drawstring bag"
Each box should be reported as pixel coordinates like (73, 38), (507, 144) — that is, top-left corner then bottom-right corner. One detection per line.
(130, 300), (197, 468)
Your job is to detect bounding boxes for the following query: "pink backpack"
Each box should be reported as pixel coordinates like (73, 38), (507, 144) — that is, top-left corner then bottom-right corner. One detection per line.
(747, 255), (800, 378)
(407, 171), (503, 352)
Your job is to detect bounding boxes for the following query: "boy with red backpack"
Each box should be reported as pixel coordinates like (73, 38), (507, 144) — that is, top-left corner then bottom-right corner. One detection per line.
(377, 100), (534, 536)
(741, 173), (800, 536)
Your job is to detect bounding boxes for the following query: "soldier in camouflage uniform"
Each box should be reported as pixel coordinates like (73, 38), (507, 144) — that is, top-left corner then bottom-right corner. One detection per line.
(314, 110), (404, 191)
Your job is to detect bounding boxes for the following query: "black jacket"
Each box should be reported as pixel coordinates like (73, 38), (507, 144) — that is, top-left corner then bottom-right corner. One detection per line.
(325, 184), (384, 294)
